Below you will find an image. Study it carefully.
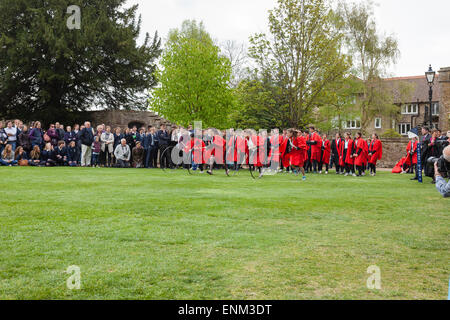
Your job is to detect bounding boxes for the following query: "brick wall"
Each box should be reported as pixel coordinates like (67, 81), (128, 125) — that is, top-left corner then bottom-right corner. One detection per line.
(86, 110), (172, 130)
(379, 138), (409, 168)
(438, 67), (450, 132)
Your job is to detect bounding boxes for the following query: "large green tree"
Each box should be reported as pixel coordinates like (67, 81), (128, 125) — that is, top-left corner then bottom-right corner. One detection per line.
(0, 0), (161, 124)
(152, 20), (234, 129)
(337, 0), (402, 132)
(249, 0), (351, 128)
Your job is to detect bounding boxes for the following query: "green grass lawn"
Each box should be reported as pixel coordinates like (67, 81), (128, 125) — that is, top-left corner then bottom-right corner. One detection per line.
(0, 167), (448, 300)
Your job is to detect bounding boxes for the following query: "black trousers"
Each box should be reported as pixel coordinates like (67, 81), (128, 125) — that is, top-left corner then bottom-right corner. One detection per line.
(319, 162), (329, 172)
(159, 145), (170, 168)
(332, 154), (341, 173)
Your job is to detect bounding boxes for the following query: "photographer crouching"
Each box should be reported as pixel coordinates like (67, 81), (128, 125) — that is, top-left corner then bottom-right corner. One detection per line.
(430, 144), (450, 198)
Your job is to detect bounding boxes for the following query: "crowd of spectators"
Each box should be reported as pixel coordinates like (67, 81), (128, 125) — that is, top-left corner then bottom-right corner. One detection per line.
(0, 119), (181, 168)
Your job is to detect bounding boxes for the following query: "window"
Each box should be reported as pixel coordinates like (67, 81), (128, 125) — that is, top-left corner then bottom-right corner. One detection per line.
(398, 123), (411, 135)
(401, 104), (418, 115)
(432, 103), (439, 116)
(374, 118), (382, 129)
(344, 120), (361, 129)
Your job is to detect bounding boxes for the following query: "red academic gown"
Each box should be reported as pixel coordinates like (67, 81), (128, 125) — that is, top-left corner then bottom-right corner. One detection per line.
(269, 135), (284, 163)
(369, 139), (383, 165)
(344, 139), (355, 165)
(321, 139), (331, 165)
(185, 138), (206, 164)
(336, 138), (345, 167)
(308, 132), (322, 162)
(405, 140), (418, 166)
(281, 136), (290, 167)
(248, 135), (266, 167)
(226, 135), (246, 163)
(354, 138), (368, 167)
(289, 136), (307, 167)
(206, 135), (225, 165)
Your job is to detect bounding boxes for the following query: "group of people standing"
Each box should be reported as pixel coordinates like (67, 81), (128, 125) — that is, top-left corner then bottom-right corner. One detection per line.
(0, 119), (173, 168)
(401, 127), (450, 183)
(174, 126), (383, 180)
(1, 119), (385, 179)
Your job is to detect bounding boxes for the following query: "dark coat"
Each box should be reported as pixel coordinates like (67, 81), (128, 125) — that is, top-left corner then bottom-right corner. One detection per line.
(80, 128), (94, 147)
(67, 146), (79, 162)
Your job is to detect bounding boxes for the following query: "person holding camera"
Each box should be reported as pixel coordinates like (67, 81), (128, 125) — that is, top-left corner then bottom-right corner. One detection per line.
(434, 146), (450, 198)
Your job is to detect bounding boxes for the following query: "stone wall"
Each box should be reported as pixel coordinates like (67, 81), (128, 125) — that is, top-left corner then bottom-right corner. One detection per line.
(438, 67), (450, 132)
(86, 110), (172, 130)
(379, 138), (409, 168)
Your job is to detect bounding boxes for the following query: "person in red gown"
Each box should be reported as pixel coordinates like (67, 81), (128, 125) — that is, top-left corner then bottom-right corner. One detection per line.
(306, 126), (322, 173)
(205, 129), (226, 175)
(281, 131), (291, 173)
(353, 132), (368, 176)
(247, 131), (267, 177)
(368, 133), (383, 176)
(226, 130), (247, 173)
(319, 133), (331, 174)
(184, 130), (206, 173)
(404, 136), (418, 175)
(287, 129), (307, 180)
(343, 132), (356, 176)
(269, 129), (285, 172)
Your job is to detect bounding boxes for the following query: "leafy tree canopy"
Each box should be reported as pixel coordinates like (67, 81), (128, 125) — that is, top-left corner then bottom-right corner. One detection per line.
(152, 20), (234, 129)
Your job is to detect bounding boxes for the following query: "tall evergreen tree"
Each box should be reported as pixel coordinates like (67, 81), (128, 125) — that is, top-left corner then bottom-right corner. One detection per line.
(0, 0), (161, 124)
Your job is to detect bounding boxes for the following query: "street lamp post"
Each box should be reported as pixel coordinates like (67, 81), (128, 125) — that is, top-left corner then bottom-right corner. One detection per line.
(425, 65), (436, 128)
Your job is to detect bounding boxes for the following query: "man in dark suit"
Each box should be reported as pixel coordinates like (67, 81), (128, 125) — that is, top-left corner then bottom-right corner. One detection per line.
(412, 127), (432, 180)
(144, 126), (156, 168)
(331, 133), (343, 174)
(157, 124), (170, 168)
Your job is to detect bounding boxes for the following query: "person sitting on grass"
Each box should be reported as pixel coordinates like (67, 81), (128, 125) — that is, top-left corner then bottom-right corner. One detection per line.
(0, 144), (18, 166)
(40, 142), (56, 167)
(114, 138), (131, 168)
(132, 141), (144, 168)
(15, 146), (28, 162)
(29, 145), (41, 166)
(55, 141), (68, 166)
(67, 141), (79, 167)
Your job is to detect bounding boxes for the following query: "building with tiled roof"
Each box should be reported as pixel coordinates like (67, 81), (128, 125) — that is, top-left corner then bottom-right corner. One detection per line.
(343, 67), (449, 136)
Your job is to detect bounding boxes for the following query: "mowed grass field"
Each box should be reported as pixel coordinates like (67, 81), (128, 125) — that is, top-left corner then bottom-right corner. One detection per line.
(0, 167), (448, 300)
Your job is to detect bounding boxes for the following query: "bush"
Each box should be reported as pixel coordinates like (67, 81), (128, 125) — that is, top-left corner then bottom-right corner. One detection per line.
(381, 129), (402, 138)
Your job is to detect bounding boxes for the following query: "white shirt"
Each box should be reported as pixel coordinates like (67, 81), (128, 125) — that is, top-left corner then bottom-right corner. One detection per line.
(4, 127), (17, 142)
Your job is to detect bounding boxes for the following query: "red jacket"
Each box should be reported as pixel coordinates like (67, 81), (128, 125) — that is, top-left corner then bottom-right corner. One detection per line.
(344, 139), (355, 165)
(289, 136), (307, 167)
(308, 132), (322, 161)
(185, 138), (206, 164)
(321, 139), (331, 165)
(369, 139), (383, 164)
(354, 138), (368, 167)
(405, 140), (418, 165)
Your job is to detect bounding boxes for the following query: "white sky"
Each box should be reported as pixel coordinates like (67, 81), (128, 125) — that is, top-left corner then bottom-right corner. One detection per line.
(131, 0), (450, 77)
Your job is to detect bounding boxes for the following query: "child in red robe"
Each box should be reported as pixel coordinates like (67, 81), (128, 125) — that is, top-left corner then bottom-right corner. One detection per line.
(319, 134), (331, 174)
(287, 129), (307, 181)
(306, 126), (322, 174)
(353, 132), (368, 177)
(343, 132), (356, 176)
(368, 133), (383, 176)
(404, 136), (418, 175)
